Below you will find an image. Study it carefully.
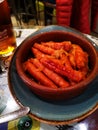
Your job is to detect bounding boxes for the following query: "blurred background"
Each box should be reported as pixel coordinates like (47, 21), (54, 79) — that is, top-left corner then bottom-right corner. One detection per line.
(8, 0), (56, 28)
(7, 0), (98, 37)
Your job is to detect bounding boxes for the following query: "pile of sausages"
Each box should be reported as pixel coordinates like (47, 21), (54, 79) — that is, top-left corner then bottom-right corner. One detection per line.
(23, 41), (89, 89)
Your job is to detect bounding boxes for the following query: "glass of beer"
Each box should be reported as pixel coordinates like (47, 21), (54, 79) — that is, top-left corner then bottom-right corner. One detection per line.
(0, 0), (16, 72)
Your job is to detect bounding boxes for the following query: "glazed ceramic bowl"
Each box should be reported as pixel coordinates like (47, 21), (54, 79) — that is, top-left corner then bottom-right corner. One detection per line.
(15, 28), (98, 101)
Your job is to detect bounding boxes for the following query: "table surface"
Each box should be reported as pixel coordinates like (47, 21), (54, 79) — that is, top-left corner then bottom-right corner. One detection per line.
(0, 28), (98, 130)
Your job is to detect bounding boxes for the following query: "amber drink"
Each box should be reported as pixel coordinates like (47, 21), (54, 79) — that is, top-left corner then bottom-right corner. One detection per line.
(0, 0), (16, 70)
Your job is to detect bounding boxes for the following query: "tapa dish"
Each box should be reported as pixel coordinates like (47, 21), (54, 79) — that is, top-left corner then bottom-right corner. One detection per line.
(15, 27), (98, 101)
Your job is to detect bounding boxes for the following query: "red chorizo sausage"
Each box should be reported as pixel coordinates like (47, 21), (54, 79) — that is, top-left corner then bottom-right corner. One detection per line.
(41, 41), (72, 51)
(24, 61), (58, 89)
(32, 47), (46, 59)
(29, 58), (70, 88)
(40, 57), (84, 82)
(33, 43), (55, 55)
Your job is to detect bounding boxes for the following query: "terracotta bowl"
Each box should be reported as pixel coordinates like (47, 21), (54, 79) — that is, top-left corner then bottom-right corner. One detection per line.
(15, 29), (98, 101)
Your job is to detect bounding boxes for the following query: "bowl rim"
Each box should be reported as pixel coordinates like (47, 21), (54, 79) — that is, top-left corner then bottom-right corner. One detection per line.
(15, 30), (98, 92)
